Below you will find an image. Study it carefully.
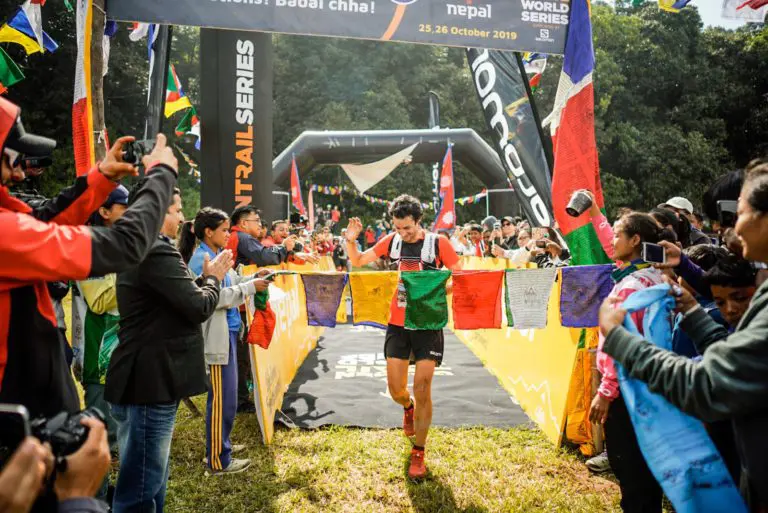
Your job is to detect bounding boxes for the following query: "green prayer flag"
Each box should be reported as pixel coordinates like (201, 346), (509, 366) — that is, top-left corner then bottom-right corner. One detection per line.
(254, 289), (269, 311)
(64, 0), (74, 12)
(402, 270), (452, 330)
(0, 47), (24, 93)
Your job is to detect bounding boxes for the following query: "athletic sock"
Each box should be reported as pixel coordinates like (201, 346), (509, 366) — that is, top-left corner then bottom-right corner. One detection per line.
(413, 445), (425, 452)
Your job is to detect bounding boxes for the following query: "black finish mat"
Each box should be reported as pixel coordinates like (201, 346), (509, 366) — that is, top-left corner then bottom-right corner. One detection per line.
(276, 325), (530, 429)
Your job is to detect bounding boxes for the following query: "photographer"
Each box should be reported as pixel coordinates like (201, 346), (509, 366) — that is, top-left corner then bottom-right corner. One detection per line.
(0, 94), (179, 421)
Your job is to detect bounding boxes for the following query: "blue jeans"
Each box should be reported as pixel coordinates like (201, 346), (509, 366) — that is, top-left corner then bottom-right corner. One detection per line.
(110, 402), (179, 513)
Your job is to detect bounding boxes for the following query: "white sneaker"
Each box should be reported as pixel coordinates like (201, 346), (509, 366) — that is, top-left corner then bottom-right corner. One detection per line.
(205, 458), (252, 476)
(202, 444), (247, 464)
(585, 451), (611, 473)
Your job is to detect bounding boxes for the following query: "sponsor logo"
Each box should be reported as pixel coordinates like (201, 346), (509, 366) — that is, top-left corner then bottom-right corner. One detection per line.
(468, 49), (551, 226)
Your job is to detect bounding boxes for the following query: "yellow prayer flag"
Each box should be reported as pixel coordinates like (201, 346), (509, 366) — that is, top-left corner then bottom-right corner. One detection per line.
(0, 24), (42, 55)
(349, 271), (399, 328)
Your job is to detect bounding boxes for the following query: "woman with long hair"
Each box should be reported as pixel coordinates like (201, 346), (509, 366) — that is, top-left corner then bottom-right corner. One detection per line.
(600, 166), (768, 512)
(584, 194), (669, 512)
(179, 207), (270, 475)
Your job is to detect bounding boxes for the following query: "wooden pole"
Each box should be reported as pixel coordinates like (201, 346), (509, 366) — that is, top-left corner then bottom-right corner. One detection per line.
(90, 0), (106, 161)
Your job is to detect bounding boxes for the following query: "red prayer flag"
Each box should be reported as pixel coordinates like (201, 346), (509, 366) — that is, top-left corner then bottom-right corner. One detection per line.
(451, 270), (504, 330)
(247, 303), (276, 349)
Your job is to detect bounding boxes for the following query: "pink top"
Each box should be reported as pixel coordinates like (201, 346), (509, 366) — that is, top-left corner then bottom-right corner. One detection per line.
(592, 213), (664, 401)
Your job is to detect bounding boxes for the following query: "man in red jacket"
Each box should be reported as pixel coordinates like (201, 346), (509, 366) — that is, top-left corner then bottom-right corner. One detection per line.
(0, 95), (180, 419)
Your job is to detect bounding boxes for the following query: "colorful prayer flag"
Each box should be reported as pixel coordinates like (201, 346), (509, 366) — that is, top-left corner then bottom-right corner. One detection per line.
(452, 271), (504, 330)
(175, 106), (200, 143)
(349, 271), (399, 329)
(164, 64), (192, 118)
(0, 7), (57, 55)
(22, 0), (44, 51)
(291, 155), (308, 216)
(129, 22), (150, 41)
(402, 270), (452, 331)
(433, 146), (456, 230)
(0, 47), (24, 94)
(559, 265), (613, 328)
(658, 0), (692, 12)
(542, 0), (611, 266)
(302, 274), (348, 328)
(72, 0), (94, 176)
(504, 269), (557, 329)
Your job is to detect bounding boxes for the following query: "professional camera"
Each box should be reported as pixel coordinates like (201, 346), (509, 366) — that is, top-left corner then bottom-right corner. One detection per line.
(122, 139), (155, 166)
(0, 405), (105, 472)
(30, 407), (106, 460)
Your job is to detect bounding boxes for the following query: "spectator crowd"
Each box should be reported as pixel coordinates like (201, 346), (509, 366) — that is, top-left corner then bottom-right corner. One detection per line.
(1, 86), (768, 512)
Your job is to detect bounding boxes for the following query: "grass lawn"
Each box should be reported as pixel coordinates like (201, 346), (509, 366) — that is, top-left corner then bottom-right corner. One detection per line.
(163, 397), (621, 513)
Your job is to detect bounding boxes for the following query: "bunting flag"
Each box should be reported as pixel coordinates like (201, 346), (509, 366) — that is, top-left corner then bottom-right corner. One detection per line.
(0, 6), (58, 55)
(247, 290), (275, 349)
(164, 64), (192, 118)
(433, 146), (456, 230)
(0, 47), (24, 94)
(559, 265), (613, 328)
(542, 0), (611, 266)
(129, 22), (150, 41)
(504, 268), (557, 329)
(291, 156), (307, 216)
(72, 0), (94, 176)
(456, 189), (487, 206)
(658, 0), (692, 11)
(402, 270), (452, 331)
(522, 52), (547, 75)
(302, 274), (348, 327)
(349, 271), (399, 329)
(308, 183), (432, 210)
(451, 271), (504, 330)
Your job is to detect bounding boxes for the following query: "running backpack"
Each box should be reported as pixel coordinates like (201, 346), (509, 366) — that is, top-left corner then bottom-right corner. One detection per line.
(388, 232), (439, 269)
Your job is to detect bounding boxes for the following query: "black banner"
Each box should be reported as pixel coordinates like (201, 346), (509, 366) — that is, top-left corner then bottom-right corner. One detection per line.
(200, 29), (275, 219)
(107, 0), (569, 54)
(466, 48), (553, 227)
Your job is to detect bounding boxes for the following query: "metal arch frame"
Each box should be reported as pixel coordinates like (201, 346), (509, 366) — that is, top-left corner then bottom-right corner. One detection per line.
(272, 129), (513, 196)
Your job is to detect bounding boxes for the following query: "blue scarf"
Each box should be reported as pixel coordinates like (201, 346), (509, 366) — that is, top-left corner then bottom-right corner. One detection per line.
(616, 284), (746, 513)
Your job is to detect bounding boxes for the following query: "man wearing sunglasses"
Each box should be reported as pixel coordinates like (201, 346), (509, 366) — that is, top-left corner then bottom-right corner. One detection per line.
(0, 95), (180, 421)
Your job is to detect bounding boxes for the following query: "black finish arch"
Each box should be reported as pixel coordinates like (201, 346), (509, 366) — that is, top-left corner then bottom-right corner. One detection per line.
(272, 129), (517, 217)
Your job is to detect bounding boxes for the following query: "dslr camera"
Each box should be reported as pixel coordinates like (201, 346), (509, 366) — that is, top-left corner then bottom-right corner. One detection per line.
(0, 404), (105, 472)
(122, 139), (155, 166)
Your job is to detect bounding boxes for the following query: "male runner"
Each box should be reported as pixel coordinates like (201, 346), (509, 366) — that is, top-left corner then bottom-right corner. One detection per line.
(346, 194), (461, 480)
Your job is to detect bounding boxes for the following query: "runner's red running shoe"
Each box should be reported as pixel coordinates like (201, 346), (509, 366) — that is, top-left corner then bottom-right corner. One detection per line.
(408, 448), (427, 480)
(403, 402), (415, 437)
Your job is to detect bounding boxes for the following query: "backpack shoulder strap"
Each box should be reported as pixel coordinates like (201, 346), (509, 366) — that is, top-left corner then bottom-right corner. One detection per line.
(421, 232), (438, 265)
(389, 233), (403, 260)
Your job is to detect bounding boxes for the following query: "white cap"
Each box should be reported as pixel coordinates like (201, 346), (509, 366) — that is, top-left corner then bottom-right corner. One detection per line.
(662, 197), (694, 214)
